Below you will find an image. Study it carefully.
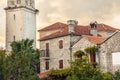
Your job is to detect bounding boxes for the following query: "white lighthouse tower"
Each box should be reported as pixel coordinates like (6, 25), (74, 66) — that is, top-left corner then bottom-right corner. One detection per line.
(5, 0), (38, 51)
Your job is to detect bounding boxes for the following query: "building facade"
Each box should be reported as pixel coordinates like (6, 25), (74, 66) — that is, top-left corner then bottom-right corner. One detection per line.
(38, 20), (118, 74)
(5, 0), (38, 51)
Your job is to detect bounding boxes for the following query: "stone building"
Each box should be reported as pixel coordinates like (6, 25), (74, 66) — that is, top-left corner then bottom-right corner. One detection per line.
(4, 0), (38, 51)
(38, 20), (119, 76)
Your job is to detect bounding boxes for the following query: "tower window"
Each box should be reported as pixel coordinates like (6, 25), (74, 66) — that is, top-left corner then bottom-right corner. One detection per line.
(17, 0), (21, 4)
(26, 1), (28, 5)
(10, 1), (15, 5)
(13, 35), (15, 41)
(13, 14), (15, 20)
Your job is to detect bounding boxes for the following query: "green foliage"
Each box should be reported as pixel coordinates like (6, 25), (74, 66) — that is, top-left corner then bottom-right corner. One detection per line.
(85, 46), (97, 54)
(0, 50), (6, 79)
(74, 50), (84, 57)
(0, 39), (40, 80)
(48, 68), (71, 80)
(103, 72), (112, 80)
(47, 56), (103, 80)
(10, 39), (34, 54)
(112, 70), (120, 80)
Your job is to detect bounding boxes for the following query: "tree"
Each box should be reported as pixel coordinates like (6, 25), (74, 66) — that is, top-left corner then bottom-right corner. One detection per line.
(0, 39), (40, 80)
(0, 50), (6, 79)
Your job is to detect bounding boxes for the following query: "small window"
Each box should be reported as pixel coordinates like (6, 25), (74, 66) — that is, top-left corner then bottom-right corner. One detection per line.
(30, 0), (32, 6)
(59, 40), (63, 49)
(45, 61), (49, 70)
(26, 0), (28, 5)
(46, 43), (49, 50)
(13, 35), (15, 41)
(13, 14), (15, 20)
(112, 52), (120, 65)
(10, 1), (15, 5)
(59, 60), (63, 69)
(17, 0), (21, 4)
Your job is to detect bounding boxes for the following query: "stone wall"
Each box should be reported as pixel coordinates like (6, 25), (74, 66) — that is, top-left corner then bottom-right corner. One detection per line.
(40, 36), (71, 73)
(40, 35), (81, 73)
(100, 31), (120, 73)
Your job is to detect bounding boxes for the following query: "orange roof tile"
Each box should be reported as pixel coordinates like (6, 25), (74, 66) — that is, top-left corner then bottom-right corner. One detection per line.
(38, 22), (67, 31)
(38, 22), (117, 41)
(85, 36), (106, 44)
(38, 71), (49, 78)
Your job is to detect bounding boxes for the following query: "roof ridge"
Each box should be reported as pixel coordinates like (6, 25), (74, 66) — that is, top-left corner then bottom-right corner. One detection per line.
(38, 22), (67, 31)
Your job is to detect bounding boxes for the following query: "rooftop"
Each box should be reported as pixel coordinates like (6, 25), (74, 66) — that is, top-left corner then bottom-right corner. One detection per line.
(39, 22), (117, 41)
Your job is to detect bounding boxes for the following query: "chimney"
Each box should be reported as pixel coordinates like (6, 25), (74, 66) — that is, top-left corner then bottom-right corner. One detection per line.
(90, 21), (98, 36)
(67, 20), (78, 34)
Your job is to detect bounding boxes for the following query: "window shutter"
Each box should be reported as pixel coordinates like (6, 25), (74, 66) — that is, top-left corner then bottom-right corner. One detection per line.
(46, 43), (49, 57)
(45, 61), (49, 70)
(59, 60), (63, 69)
(59, 40), (63, 49)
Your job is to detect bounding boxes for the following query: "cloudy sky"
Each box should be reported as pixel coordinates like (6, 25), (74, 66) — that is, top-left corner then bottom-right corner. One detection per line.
(0, 0), (120, 45)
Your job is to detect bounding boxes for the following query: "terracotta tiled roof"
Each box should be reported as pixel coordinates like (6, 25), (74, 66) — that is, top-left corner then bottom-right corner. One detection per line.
(38, 22), (67, 31)
(84, 36), (106, 44)
(39, 22), (117, 41)
(38, 72), (49, 78)
(95, 24), (117, 32)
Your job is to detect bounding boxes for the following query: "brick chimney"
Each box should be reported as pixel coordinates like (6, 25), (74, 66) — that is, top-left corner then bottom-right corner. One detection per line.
(90, 21), (98, 36)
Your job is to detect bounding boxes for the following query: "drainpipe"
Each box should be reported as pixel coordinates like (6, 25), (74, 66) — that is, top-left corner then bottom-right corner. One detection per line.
(67, 20), (78, 63)
(97, 44), (100, 65)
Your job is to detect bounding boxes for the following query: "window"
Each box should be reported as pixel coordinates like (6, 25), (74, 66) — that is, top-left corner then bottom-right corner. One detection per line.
(10, 1), (15, 5)
(59, 60), (63, 69)
(13, 35), (15, 41)
(26, 0), (28, 5)
(112, 52), (120, 65)
(13, 14), (15, 20)
(46, 43), (49, 50)
(17, 0), (21, 4)
(30, 0), (32, 6)
(46, 43), (49, 57)
(59, 40), (63, 49)
(45, 61), (49, 70)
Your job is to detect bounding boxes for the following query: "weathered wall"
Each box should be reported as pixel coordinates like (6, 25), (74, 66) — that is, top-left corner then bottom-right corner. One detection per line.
(40, 36), (70, 73)
(100, 31), (120, 73)
(40, 35), (81, 73)
(6, 8), (36, 51)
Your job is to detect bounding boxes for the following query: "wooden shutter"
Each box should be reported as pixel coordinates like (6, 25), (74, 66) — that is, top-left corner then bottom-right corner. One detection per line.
(46, 43), (49, 57)
(46, 43), (49, 50)
(45, 61), (49, 70)
(59, 40), (63, 49)
(90, 53), (96, 64)
(59, 60), (63, 69)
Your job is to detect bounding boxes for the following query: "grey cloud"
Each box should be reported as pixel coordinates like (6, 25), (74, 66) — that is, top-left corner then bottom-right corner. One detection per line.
(36, 0), (120, 28)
